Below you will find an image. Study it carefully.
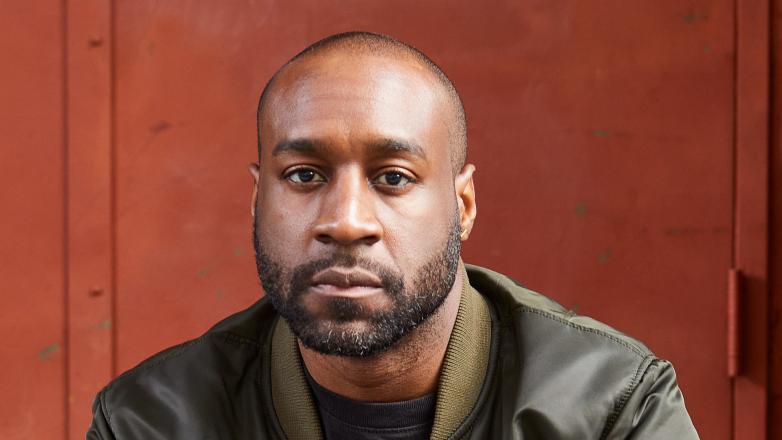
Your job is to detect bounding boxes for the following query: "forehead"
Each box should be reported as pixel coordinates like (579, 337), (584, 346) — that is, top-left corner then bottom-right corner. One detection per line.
(261, 52), (451, 155)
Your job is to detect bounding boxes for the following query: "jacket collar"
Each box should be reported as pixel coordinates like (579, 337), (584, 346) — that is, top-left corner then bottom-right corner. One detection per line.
(269, 268), (493, 440)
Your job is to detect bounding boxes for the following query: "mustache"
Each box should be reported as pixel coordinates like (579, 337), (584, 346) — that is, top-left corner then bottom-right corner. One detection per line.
(288, 253), (404, 298)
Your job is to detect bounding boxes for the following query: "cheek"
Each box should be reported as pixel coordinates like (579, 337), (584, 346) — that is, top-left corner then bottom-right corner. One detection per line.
(380, 184), (456, 266)
(256, 180), (316, 261)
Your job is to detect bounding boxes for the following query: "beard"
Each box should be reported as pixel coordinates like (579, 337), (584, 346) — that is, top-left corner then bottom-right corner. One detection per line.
(253, 215), (461, 358)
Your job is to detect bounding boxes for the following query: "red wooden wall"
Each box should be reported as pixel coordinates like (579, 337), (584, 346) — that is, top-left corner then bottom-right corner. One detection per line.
(0, 2), (67, 438)
(1, 1), (779, 439)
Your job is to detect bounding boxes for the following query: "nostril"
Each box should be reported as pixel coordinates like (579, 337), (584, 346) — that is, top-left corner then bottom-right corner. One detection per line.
(359, 235), (380, 246)
(315, 234), (333, 244)
(314, 232), (379, 246)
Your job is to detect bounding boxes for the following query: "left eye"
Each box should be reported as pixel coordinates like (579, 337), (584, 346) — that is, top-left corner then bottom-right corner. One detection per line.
(375, 171), (411, 187)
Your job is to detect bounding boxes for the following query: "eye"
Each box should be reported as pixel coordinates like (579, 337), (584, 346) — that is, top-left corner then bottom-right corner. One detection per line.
(285, 168), (325, 184)
(374, 171), (413, 187)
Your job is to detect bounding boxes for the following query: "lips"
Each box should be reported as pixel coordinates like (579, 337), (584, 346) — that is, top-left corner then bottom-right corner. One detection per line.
(310, 267), (383, 289)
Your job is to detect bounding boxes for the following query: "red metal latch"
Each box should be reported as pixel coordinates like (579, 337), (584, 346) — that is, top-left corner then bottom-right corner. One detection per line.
(727, 268), (742, 378)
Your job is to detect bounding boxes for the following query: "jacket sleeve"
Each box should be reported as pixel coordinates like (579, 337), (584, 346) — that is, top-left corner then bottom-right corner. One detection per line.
(606, 359), (700, 439)
(86, 391), (117, 440)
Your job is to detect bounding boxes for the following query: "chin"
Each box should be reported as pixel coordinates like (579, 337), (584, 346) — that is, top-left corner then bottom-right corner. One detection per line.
(292, 315), (406, 358)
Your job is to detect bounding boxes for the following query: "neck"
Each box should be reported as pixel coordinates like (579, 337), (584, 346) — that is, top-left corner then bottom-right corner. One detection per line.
(299, 264), (464, 403)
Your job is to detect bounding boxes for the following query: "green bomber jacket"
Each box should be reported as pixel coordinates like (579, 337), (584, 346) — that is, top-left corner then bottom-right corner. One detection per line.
(87, 264), (700, 439)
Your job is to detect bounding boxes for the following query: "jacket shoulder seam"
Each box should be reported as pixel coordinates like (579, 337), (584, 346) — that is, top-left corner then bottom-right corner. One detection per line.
(103, 331), (260, 399)
(515, 305), (647, 357)
(99, 330), (261, 437)
(219, 330), (263, 348)
(105, 336), (208, 392)
(100, 388), (120, 439)
(599, 356), (659, 439)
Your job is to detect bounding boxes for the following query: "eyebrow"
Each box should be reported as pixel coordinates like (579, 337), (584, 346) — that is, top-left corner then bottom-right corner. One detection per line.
(366, 138), (426, 160)
(272, 137), (427, 160)
(272, 138), (322, 156)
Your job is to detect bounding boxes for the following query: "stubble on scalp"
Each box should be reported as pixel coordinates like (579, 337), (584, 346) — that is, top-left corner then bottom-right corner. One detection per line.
(256, 31), (468, 175)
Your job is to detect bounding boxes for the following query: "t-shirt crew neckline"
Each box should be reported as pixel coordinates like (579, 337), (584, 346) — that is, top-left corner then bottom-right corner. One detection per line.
(303, 366), (437, 437)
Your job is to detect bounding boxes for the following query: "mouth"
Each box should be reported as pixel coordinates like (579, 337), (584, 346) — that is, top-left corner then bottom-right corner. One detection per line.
(309, 267), (384, 298)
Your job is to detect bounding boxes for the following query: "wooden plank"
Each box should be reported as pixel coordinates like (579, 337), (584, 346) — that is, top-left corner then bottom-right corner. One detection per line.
(734, 0), (771, 438)
(768, 0), (782, 438)
(0, 1), (68, 438)
(65, 0), (114, 437)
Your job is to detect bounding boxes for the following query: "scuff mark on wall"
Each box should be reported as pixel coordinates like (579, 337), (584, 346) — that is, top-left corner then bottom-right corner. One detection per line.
(575, 202), (588, 218)
(683, 11), (708, 24)
(598, 249), (612, 265)
(149, 120), (172, 135)
(38, 343), (60, 361)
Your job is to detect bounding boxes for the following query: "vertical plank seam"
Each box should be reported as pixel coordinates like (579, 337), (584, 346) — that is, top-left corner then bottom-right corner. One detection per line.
(769, 1), (781, 436)
(769, 3), (781, 437)
(766, 1), (775, 437)
(109, 0), (118, 379)
(731, 0), (739, 431)
(61, 0), (70, 438)
(734, 0), (772, 438)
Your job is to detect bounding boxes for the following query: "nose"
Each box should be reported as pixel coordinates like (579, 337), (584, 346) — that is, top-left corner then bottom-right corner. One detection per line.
(312, 167), (382, 246)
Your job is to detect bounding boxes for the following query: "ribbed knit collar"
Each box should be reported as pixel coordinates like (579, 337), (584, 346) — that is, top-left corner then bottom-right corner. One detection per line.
(269, 267), (493, 440)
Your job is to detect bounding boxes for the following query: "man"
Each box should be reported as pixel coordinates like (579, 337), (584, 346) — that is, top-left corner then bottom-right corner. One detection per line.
(88, 32), (699, 439)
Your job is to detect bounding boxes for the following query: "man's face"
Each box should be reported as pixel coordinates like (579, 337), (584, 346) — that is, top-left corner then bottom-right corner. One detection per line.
(253, 52), (465, 357)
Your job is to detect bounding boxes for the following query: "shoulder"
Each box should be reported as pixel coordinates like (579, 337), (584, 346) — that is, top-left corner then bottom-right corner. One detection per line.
(466, 263), (651, 357)
(104, 296), (277, 392)
(466, 264), (697, 438)
(89, 297), (279, 439)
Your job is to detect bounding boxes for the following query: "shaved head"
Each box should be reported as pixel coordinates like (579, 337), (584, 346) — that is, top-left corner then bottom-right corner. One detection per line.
(256, 31), (467, 174)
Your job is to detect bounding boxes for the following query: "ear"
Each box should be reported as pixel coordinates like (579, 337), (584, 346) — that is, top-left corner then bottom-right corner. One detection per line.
(454, 164), (477, 241)
(248, 163), (260, 218)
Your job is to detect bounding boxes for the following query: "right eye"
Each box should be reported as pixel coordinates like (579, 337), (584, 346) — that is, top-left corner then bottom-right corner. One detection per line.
(285, 168), (326, 184)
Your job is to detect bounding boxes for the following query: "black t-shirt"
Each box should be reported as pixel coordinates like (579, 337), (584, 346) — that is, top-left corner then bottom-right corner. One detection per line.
(304, 369), (436, 440)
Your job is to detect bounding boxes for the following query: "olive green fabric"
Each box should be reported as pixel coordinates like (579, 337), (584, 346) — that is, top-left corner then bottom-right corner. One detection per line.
(430, 281), (491, 439)
(270, 317), (323, 440)
(270, 270), (492, 440)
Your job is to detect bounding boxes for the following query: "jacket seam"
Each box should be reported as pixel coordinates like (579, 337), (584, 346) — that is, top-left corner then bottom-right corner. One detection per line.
(101, 388), (120, 439)
(514, 305), (647, 357)
(220, 331), (262, 348)
(102, 330), (262, 432)
(106, 331), (259, 390)
(105, 337), (208, 393)
(599, 355), (657, 440)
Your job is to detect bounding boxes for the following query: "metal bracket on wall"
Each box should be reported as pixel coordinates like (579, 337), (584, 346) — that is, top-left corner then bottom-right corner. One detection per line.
(727, 268), (742, 378)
